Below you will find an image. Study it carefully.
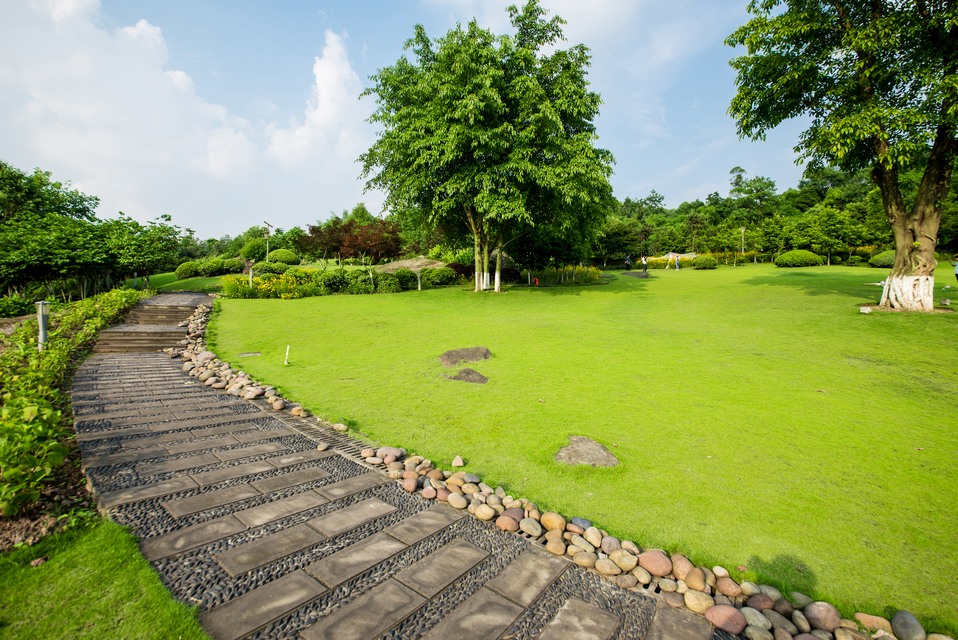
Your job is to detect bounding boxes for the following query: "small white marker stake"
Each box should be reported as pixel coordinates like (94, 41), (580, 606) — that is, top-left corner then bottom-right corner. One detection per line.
(284, 345), (290, 365)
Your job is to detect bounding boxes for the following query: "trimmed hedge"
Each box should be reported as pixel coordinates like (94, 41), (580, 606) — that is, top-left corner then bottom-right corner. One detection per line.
(774, 250), (823, 268)
(693, 255), (718, 270)
(868, 250), (896, 268)
(267, 249), (301, 265)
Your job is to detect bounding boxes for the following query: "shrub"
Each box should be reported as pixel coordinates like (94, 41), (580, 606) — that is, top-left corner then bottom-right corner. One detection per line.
(869, 250), (896, 268)
(346, 270), (375, 295)
(421, 267), (457, 286)
(0, 288), (148, 515)
(197, 258), (225, 277)
(221, 275), (257, 298)
(222, 258), (245, 274)
(393, 268), (418, 290)
(375, 273), (402, 294)
(267, 248), (301, 265)
(0, 295), (34, 318)
(693, 255), (718, 270)
(774, 250), (823, 268)
(848, 256), (863, 266)
(252, 261), (289, 275)
(240, 238), (267, 262)
(314, 269), (349, 294)
(175, 261), (200, 280)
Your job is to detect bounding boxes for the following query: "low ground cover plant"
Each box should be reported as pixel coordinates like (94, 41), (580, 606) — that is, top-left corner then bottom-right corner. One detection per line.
(0, 288), (148, 515)
(219, 266), (456, 299)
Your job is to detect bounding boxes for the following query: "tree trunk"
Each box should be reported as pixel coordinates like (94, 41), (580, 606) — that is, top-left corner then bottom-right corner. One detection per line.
(482, 242), (491, 290)
(466, 206), (483, 292)
(872, 126), (955, 310)
(494, 243), (502, 293)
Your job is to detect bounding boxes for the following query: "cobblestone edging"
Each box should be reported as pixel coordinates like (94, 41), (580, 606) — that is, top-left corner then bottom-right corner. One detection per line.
(166, 301), (951, 640)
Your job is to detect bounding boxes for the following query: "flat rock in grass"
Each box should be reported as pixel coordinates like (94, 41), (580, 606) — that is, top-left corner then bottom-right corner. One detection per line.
(555, 436), (619, 467)
(439, 346), (492, 367)
(446, 368), (488, 384)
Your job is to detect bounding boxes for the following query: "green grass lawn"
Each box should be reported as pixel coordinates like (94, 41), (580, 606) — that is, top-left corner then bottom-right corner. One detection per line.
(122, 272), (225, 292)
(208, 263), (958, 632)
(0, 519), (208, 639)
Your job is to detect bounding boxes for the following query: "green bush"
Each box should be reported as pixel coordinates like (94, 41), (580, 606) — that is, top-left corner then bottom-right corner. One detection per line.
(346, 270), (375, 295)
(848, 256), (863, 266)
(220, 275), (256, 298)
(314, 269), (349, 294)
(0, 288), (148, 515)
(375, 273), (402, 294)
(252, 261), (289, 275)
(267, 248), (301, 265)
(197, 258), (225, 277)
(869, 250), (896, 268)
(421, 267), (457, 286)
(240, 238), (267, 262)
(0, 295), (34, 318)
(222, 258), (245, 274)
(393, 268), (418, 290)
(175, 261), (200, 280)
(774, 250), (823, 268)
(693, 255), (718, 270)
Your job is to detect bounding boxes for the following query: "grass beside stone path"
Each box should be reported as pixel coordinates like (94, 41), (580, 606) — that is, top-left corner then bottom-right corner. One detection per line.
(0, 519), (208, 639)
(208, 263), (958, 633)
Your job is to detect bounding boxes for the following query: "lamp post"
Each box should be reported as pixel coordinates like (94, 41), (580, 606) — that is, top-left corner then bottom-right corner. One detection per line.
(36, 300), (50, 352)
(263, 221), (273, 261)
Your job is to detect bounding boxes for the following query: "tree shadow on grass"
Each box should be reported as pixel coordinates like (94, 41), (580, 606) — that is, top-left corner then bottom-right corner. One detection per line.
(519, 273), (650, 296)
(745, 553), (818, 598)
(743, 270), (882, 301)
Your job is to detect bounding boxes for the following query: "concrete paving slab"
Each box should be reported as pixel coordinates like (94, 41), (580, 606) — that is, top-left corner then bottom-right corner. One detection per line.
(232, 427), (296, 443)
(306, 497), (396, 538)
(420, 587), (524, 640)
(140, 515), (248, 560)
(394, 538), (489, 598)
(75, 426), (154, 442)
(265, 448), (335, 468)
(216, 523), (325, 577)
(213, 441), (287, 461)
(82, 446), (168, 467)
(304, 531), (408, 588)
(233, 491), (328, 528)
(137, 452), (220, 476)
(315, 472), (390, 501)
(164, 435), (241, 454)
(163, 484), (262, 518)
(201, 570), (326, 640)
(644, 599), (713, 640)
(383, 503), (465, 545)
(249, 466), (331, 495)
(148, 415), (268, 433)
(537, 597), (620, 640)
(190, 459), (276, 487)
(99, 476), (199, 509)
(485, 546), (570, 607)
(299, 579), (426, 640)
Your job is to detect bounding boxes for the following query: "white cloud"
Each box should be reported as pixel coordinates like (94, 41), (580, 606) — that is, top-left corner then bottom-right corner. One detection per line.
(29, 0), (98, 23)
(0, 4), (379, 237)
(267, 31), (367, 167)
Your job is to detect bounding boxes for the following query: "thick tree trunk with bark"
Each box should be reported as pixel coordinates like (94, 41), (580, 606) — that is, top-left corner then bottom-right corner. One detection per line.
(873, 128), (955, 311)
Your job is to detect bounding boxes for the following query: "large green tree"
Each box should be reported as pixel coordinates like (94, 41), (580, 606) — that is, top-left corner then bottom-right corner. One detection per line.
(360, 0), (613, 292)
(727, 0), (958, 310)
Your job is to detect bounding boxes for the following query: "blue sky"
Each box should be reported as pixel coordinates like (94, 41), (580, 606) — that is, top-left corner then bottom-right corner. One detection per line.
(1, 0), (807, 239)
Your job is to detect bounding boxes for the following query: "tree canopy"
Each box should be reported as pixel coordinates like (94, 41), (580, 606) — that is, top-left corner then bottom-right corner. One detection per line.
(727, 0), (958, 310)
(360, 0), (614, 291)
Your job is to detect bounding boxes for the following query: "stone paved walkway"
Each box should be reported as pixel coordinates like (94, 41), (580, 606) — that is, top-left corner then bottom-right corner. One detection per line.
(72, 302), (728, 640)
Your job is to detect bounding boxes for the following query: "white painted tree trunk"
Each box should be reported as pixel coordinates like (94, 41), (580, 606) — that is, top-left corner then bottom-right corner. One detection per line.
(879, 274), (935, 311)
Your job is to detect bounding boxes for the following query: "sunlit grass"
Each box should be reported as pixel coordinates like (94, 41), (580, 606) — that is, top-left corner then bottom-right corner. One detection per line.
(0, 520), (208, 639)
(208, 263), (958, 632)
